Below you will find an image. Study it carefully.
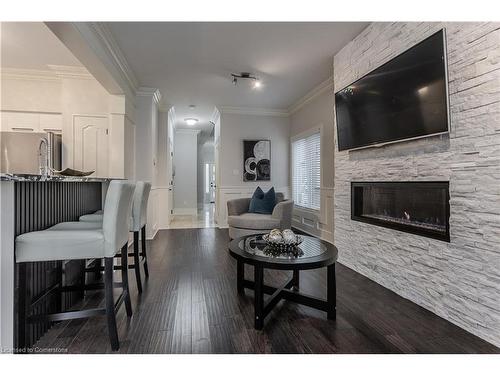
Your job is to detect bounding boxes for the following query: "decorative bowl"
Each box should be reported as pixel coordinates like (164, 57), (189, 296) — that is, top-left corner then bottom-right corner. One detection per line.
(51, 168), (95, 177)
(262, 229), (303, 254)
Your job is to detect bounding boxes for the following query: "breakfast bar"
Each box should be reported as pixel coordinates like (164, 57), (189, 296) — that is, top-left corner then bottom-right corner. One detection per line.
(0, 174), (108, 351)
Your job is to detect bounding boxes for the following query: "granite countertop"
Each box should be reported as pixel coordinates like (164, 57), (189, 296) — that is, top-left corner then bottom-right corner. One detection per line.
(0, 173), (115, 182)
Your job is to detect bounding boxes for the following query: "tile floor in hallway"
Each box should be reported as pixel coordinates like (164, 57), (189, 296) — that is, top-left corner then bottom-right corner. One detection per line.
(169, 203), (216, 229)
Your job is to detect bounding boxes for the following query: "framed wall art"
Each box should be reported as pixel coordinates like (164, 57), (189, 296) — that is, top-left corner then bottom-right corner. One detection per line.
(243, 140), (271, 181)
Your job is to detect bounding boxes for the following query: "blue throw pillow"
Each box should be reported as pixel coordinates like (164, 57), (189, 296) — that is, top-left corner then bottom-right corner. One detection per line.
(249, 187), (276, 214)
(248, 187), (264, 213)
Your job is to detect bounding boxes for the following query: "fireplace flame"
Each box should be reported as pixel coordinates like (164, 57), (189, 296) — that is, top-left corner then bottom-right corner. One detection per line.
(404, 211), (410, 220)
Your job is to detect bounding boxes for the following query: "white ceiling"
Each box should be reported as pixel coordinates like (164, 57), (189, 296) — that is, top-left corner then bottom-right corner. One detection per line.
(106, 22), (368, 129)
(0, 22), (83, 70)
(1, 22), (368, 133)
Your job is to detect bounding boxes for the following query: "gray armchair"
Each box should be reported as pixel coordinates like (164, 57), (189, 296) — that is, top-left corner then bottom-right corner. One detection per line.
(227, 193), (293, 239)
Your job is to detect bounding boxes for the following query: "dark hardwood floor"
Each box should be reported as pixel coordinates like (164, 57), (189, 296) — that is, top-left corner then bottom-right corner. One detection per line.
(34, 228), (499, 354)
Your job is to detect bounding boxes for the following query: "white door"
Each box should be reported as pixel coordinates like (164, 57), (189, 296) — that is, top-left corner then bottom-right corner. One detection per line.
(73, 116), (108, 177)
(214, 141), (220, 224)
(204, 163), (216, 204)
(167, 138), (174, 225)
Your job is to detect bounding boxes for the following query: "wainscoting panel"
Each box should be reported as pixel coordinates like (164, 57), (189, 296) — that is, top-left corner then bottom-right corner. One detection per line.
(146, 187), (160, 239)
(292, 186), (334, 243)
(155, 186), (171, 231)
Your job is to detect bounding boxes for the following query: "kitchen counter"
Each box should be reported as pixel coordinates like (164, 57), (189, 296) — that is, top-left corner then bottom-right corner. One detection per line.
(0, 173), (115, 182)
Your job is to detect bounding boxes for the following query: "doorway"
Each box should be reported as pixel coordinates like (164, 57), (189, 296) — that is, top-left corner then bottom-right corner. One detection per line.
(169, 116), (217, 229)
(196, 128), (216, 227)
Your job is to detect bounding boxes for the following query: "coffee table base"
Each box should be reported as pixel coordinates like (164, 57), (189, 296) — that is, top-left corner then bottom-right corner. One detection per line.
(237, 261), (336, 330)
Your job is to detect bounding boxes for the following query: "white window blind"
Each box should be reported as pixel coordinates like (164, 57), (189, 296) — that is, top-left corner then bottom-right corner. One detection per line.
(292, 131), (321, 210)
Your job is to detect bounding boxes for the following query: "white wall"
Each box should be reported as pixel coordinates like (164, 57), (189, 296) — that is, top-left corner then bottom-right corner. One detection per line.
(123, 114), (135, 180)
(289, 88), (335, 242)
(108, 94), (135, 180)
(174, 129), (199, 215)
(333, 22), (500, 347)
(135, 90), (161, 238)
(157, 110), (169, 188)
(217, 111), (290, 225)
(156, 109), (171, 229)
(135, 94), (154, 183)
(1, 74), (61, 113)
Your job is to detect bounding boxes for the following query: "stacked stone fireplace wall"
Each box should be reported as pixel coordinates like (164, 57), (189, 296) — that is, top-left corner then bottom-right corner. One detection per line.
(333, 22), (500, 346)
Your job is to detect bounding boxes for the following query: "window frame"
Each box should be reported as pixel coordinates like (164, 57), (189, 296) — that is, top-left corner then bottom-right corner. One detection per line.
(290, 124), (322, 212)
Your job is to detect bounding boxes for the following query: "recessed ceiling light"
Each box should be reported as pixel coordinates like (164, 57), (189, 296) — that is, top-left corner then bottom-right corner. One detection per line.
(253, 80), (262, 89)
(185, 118), (198, 126)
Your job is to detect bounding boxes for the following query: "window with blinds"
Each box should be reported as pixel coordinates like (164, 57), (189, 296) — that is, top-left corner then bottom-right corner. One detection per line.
(292, 131), (321, 210)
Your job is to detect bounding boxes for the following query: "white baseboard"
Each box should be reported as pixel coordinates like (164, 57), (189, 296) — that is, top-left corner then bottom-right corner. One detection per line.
(173, 208), (197, 215)
(146, 227), (159, 240)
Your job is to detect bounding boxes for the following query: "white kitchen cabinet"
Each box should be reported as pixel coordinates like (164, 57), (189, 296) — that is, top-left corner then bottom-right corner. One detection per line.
(73, 115), (109, 177)
(0, 111), (62, 133)
(39, 113), (63, 133)
(1, 112), (38, 132)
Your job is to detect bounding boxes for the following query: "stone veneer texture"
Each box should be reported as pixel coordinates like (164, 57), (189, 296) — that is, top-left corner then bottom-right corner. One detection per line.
(333, 22), (500, 347)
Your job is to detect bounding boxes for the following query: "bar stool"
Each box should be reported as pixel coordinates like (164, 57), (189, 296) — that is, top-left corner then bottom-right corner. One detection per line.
(79, 181), (152, 293)
(15, 180), (135, 351)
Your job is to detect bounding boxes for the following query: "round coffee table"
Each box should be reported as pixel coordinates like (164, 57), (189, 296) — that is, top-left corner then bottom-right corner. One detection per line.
(228, 234), (338, 330)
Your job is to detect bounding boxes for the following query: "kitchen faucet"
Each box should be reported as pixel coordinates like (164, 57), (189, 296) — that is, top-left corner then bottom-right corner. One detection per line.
(38, 137), (49, 176)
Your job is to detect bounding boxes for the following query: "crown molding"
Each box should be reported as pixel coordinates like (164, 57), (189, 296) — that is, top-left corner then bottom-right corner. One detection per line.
(288, 76), (334, 115)
(87, 22), (140, 95)
(47, 64), (93, 79)
(220, 106), (289, 117)
(2, 65), (95, 81)
(1, 68), (60, 82)
(158, 103), (172, 112)
(137, 87), (162, 104)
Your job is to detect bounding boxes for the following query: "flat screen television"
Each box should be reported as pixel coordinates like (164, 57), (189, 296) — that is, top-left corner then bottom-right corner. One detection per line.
(335, 29), (449, 151)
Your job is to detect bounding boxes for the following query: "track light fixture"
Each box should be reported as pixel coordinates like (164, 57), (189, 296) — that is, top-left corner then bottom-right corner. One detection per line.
(231, 72), (261, 88)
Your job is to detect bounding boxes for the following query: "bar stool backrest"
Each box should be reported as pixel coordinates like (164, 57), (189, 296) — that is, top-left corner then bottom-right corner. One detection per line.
(131, 181), (152, 232)
(102, 180), (135, 257)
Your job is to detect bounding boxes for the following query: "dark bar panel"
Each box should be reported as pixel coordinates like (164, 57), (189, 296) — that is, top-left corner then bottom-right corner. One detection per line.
(14, 181), (102, 349)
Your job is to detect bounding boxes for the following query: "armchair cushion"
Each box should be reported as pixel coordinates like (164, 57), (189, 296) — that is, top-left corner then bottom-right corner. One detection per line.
(228, 213), (280, 230)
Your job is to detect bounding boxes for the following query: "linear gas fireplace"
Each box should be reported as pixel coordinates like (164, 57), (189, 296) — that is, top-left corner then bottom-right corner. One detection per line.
(351, 181), (450, 242)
